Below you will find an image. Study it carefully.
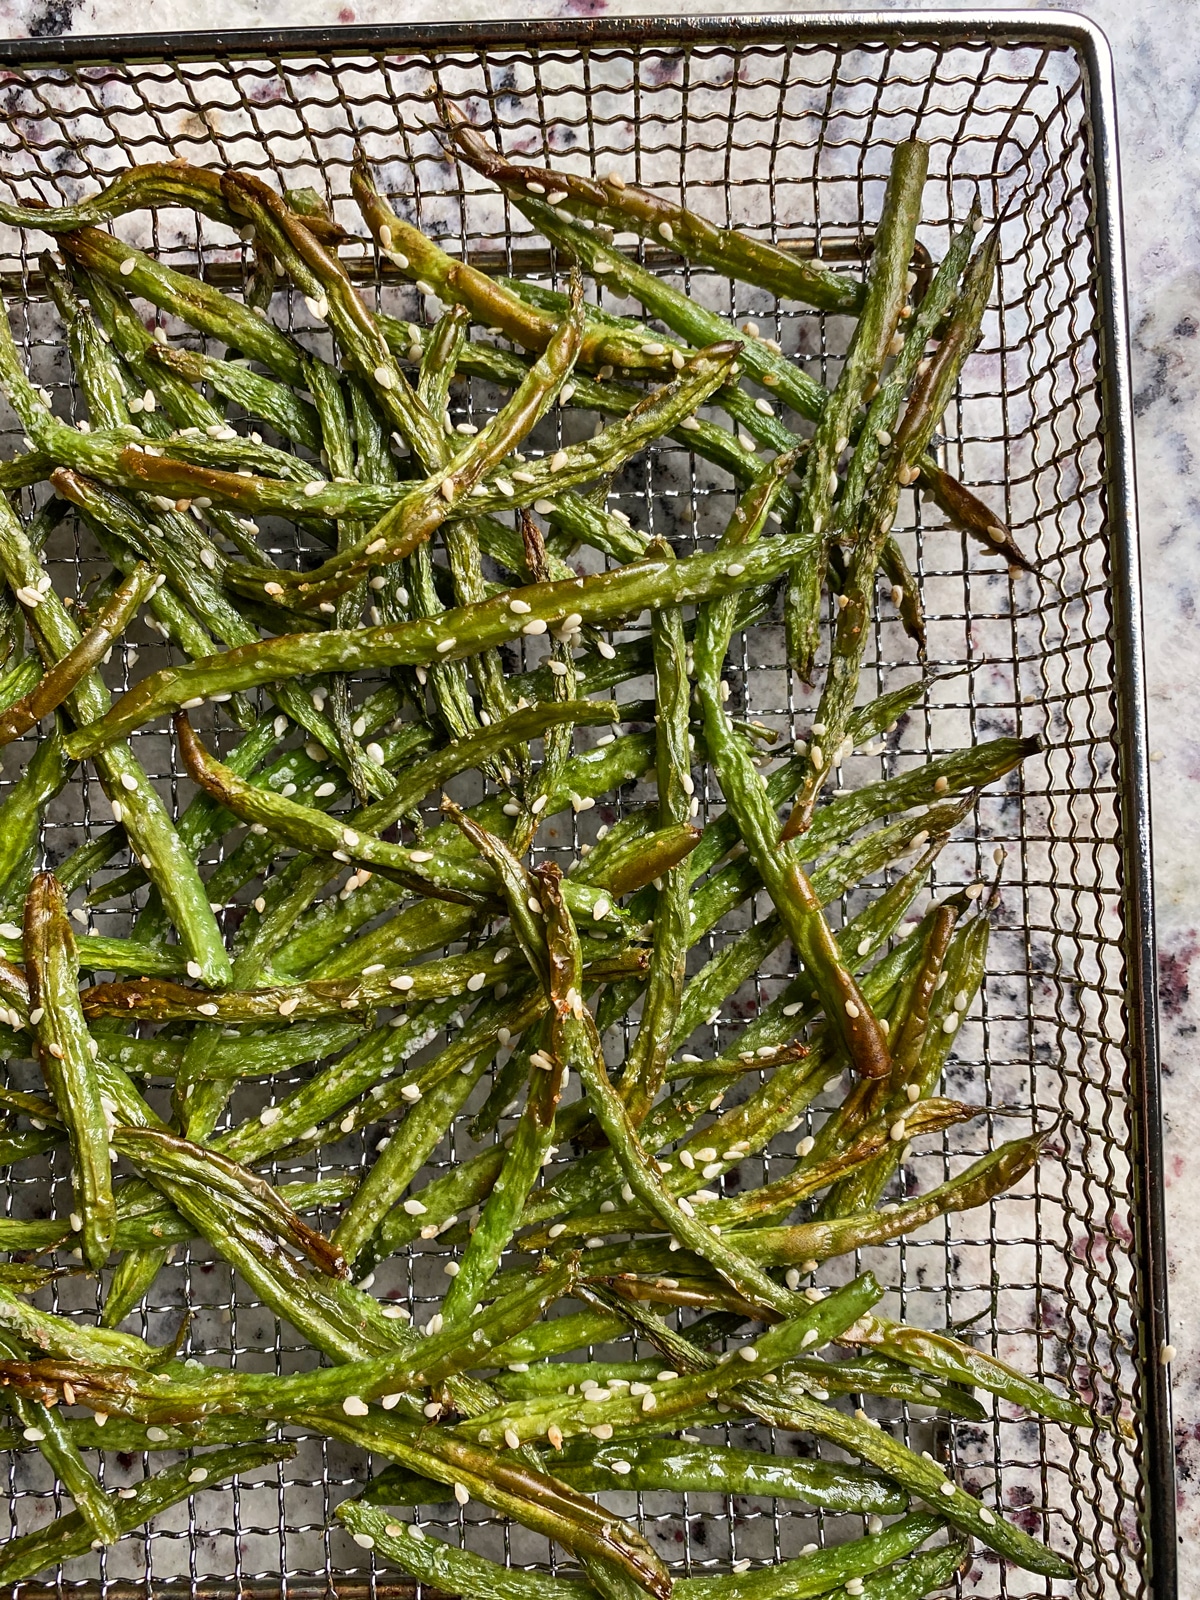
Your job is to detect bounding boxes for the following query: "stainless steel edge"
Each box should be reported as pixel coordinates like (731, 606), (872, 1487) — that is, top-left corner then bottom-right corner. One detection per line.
(1069, 15), (1177, 1600)
(0, 9), (1171, 64)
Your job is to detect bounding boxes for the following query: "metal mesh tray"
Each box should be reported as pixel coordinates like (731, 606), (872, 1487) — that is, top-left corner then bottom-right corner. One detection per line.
(0, 13), (1171, 1600)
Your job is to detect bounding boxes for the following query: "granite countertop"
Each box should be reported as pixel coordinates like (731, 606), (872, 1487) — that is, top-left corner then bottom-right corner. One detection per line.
(0, 0), (1191, 1577)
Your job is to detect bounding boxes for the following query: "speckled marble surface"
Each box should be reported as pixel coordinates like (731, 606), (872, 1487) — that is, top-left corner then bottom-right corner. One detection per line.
(0, 0), (1191, 1577)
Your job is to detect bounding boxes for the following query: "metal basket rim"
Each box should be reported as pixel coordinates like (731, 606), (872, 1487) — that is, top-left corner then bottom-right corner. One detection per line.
(0, 14), (1171, 1597)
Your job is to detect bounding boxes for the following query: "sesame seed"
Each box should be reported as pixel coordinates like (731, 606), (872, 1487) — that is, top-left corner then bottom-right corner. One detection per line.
(979, 1505), (996, 1525)
(939, 1480), (957, 1497)
(845, 1000), (860, 1018)
(119, 256), (136, 276)
(503, 1428), (521, 1449)
(436, 637), (456, 653)
(522, 617), (548, 636)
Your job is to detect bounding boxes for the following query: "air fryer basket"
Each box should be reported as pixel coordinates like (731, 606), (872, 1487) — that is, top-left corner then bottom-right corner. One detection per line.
(0, 14), (1169, 1600)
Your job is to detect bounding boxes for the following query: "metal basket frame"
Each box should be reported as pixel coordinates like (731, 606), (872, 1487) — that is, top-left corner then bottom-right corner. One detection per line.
(0, 12), (1171, 1600)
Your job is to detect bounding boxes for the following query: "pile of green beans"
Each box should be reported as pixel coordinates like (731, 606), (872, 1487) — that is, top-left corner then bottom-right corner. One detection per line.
(0, 119), (1086, 1597)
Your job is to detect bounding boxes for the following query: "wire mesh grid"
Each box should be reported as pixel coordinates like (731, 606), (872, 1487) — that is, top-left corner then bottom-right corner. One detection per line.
(0, 18), (1160, 1600)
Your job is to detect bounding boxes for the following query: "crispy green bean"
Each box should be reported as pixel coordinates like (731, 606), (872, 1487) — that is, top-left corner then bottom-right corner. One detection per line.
(786, 225), (999, 832)
(0, 564), (158, 746)
(24, 872), (115, 1269)
(444, 106), (861, 316)
(0, 1441), (294, 1585)
(783, 140), (928, 674)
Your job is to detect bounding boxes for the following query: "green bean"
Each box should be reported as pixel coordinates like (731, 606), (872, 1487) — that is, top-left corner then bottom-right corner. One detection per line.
(918, 456), (1035, 571)
(0, 732), (68, 905)
(50, 465), (368, 790)
(711, 1132), (1045, 1269)
(0, 1264), (574, 1426)
(441, 1044), (562, 1320)
(0, 1441), (295, 1585)
(62, 534), (827, 755)
(61, 225), (308, 384)
(324, 1412), (672, 1598)
(458, 1275), (881, 1450)
(331, 1040), (493, 1270)
(775, 1352), (986, 1419)
(0, 931), (188, 979)
(213, 993), (463, 1167)
(0, 652), (38, 716)
(788, 226), (998, 830)
(783, 140), (928, 673)
(337, 1501), (941, 1600)
(24, 872), (115, 1269)
(0, 161), (267, 236)
(0, 563), (157, 746)
(750, 1388), (1071, 1578)
(82, 945), (532, 1025)
(552, 1437), (909, 1512)
(0, 487), (230, 983)
(0, 1327), (121, 1544)
(493, 278), (802, 464)
(670, 837), (937, 1050)
(537, 869), (806, 1316)
(525, 1097), (979, 1246)
(619, 564), (692, 1125)
(0, 1414), (271, 1453)
(352, 159), (679, 383)
(280, 731), (657, 980)
(177, 715), (627, 928)
(148, 341), (322, 450)
(444, 106), (861, 316)
(839, 909), (993, 1218)
(692, 553), (890, 1080)
(545, 1127), (1039, 1286)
